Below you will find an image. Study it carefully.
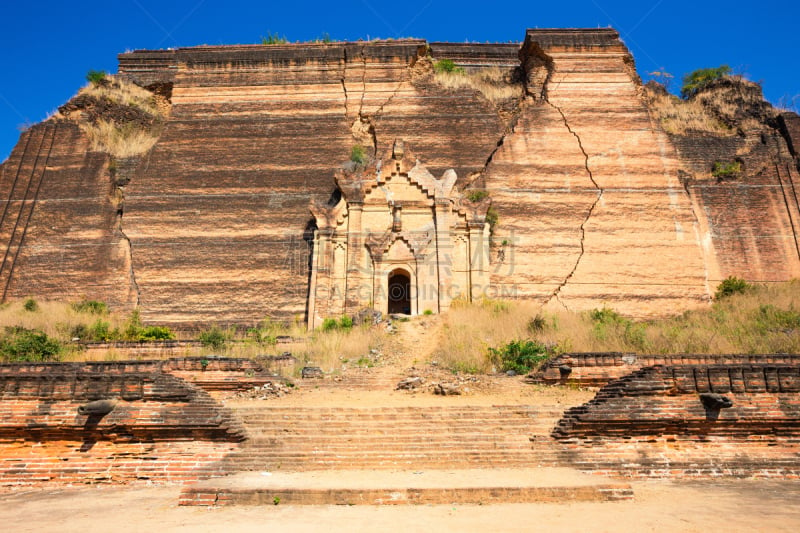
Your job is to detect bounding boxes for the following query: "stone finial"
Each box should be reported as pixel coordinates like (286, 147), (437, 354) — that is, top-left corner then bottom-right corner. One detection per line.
(392, 139), (405, 160)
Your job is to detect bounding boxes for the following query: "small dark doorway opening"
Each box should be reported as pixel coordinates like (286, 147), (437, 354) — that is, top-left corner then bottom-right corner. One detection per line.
(388, 270), (411, 314)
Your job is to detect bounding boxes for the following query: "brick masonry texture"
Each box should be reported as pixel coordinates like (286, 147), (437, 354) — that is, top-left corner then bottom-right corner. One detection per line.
(2, 29), (798, 324)
(0, 359), (254, 488)
(527, 352), (800, 386)
(551, 363), (800, 478)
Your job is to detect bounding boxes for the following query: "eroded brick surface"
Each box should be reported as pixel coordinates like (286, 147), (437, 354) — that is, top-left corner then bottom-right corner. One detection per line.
(552, 364), (800, 478)
(528, 353), (800, 387)
(0, 361), (248, 488)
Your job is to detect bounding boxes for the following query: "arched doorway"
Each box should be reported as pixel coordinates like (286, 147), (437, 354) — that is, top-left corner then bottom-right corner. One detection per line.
(387, 269), (411, 314)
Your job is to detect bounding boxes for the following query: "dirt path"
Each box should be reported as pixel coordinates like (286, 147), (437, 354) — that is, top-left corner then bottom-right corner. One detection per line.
(1, 479), (798, 532)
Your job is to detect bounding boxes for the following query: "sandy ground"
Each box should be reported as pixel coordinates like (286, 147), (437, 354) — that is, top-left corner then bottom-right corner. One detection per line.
(224, 379), (595, 409)
(1, 479), (798, 533)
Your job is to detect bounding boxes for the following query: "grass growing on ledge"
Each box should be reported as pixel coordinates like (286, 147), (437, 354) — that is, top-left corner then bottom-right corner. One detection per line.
(83, 119), (161, 158)
(644, 84), (733, 136)
(432, 280), (800, 374)
(79, 75), (163, 117)
(60, 75), (167, 158)
(433, 66), (524, 103)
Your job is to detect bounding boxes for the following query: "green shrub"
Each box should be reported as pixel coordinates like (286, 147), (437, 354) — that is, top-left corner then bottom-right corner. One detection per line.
(23, 298), (38, 312)
(321, 316), (353, 332)
(261, 32), (288, 45)
(423, 309), (433, 315)
(89, 319), (116, 342)
(71, 300), (108, 315)
(712, 160), (742, 179)
(0, 327), (61, 362)
(121, 309), (174, 341)
(681, 65), (731, 98)
(350, 145), (367, 165)
(488, 339), (550, 374)
(138, 326), (175, 341)
(754, 304), (800, 332)
(466, 190), (489, 202)
(715, 276), (752, 300)
(86, 69), (107, 85)
(355, 356), (373, 367)
(199, 326), (230, 350)
(590, 307), (623, 324)
(589, 307), (645, 349)
(434, 59), (464, 75)
(485, 207), (498, 230)
(247, 327), (277, 346)
(69, 323), (90, 341)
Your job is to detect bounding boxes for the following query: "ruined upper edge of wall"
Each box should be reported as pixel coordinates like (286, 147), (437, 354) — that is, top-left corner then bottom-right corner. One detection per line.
(522, 28), (625, 51)
(117, 28), (628, 87)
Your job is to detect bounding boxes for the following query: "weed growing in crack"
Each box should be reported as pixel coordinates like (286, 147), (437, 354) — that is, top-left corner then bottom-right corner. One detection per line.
(712, 160), (742, 179)
(433, 59), (464, 75)
(350, 145), (367, 165)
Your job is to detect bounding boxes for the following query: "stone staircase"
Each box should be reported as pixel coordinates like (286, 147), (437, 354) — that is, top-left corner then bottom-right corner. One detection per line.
(222, 405), (566, 472)
(181, 402), (635, 505)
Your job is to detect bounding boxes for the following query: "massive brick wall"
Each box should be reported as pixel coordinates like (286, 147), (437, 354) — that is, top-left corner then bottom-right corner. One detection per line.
(528, 352), (800, 386)
(680, 132), (800, 283)
(486, 29), (709, 316)
(552, 364), (800, 477)
(1, 29), (798, 324)
(0, 363), (245, 487)
(0, 121), (136, 308)
(118, 42), (512, 324)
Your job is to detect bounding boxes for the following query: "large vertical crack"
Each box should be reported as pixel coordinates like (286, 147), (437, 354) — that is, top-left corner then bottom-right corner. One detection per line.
(357, 46), (368, 118)
(545, 101), (603, 310)
(348, 45), (413, 158)
(464, 96), (527, 190)
(341, 48), (349, 120)
(115, 185), (141, 307)
(111, 155), (142, 307)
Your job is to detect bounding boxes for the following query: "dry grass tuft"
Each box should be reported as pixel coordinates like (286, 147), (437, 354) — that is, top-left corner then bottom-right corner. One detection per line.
(434, 67), (524, 103)
(432, 299), (539, 373)
(82, 119), (161, 158)
(535, 281), (800, 355)
(693, 78), (776, 132)
(433, 280), (800, 373)
(295, 325), (387, 374)
(68, 75), (166, 158)
(79, 77), (162, 117)
(0, 300), (116, 341)
(199, 318), (388, 376)
(644, 85), (734, 136)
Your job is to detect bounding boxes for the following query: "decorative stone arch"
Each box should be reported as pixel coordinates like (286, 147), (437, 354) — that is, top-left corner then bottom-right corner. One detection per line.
(307, 139), (491, 329)
(386, 266), (414, 315)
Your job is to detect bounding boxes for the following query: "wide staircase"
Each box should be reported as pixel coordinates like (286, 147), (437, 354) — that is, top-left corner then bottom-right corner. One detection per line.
(180, 400), (633, 506)
(223, 405), (566, 471)
(180, 318), (633, 506)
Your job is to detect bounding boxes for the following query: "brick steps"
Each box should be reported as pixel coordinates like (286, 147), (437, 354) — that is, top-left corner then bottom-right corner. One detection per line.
(179, 468), (633, 506)
(223, 404), (565, 473)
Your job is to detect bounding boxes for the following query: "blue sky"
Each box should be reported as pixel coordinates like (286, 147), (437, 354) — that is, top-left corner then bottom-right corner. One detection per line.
(1, 0), (798, 162)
